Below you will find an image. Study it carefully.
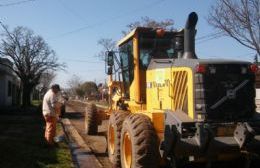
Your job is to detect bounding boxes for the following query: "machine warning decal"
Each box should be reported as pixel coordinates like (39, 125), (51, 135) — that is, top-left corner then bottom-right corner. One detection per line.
(155, 69), (165, 84)
(147, 80), (170, 88)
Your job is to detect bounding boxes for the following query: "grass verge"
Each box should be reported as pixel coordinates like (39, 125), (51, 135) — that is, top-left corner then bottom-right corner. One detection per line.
(31, 100), (42, 106)
(0, 109), (73, 168)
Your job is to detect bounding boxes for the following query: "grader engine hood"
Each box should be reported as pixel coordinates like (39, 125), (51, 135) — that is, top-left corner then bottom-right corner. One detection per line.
(156, 58), (260, 161)
(195, 63), (256, 121)
(147, 57), (257, 120)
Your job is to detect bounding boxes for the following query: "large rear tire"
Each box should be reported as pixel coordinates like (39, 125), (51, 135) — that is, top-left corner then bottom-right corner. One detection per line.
(108, 111), (129, 168)
(85, 103), (98, 135)
(120, 113), (160, 168)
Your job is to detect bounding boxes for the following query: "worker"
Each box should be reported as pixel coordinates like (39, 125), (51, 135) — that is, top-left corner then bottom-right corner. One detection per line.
(42, 84), (61, 146)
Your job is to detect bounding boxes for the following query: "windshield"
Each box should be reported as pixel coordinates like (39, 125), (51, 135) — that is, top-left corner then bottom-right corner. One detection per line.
(139, 34), (177, 69)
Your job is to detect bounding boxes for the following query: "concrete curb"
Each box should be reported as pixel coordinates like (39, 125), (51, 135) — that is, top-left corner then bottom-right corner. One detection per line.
(61, 118), (103, 168)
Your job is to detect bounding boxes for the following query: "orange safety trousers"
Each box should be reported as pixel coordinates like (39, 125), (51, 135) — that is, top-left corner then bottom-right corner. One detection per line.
(44, 115), (57, 145)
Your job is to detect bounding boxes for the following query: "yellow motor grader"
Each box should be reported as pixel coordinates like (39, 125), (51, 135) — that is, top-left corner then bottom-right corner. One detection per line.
(86, 12), (260, 168)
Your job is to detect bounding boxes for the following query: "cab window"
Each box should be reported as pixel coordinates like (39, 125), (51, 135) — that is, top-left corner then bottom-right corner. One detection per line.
(119, 40), (133, 99)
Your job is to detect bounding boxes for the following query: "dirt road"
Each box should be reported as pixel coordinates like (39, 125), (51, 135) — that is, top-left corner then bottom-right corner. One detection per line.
(65, 101), (112, 168)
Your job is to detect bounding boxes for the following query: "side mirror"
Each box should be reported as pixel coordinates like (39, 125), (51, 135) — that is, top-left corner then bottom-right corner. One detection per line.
(106, 66), (113, 75)
(105, 51), (114, 66)
(105, 51), (114, 75)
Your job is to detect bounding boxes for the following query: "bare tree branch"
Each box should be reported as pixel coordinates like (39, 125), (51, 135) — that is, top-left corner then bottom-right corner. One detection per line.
(208, 0), (260, 56)
(122, 17), (175, 36)
(97, 38), (116, 60)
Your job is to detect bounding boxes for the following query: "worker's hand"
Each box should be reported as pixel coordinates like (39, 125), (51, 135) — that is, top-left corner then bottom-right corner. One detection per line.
(57, 116), (61, 122)
(44, 115), (52, 122)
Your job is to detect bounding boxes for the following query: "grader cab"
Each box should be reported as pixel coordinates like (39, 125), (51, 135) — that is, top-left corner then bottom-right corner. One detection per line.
(101, 12), (260, 168)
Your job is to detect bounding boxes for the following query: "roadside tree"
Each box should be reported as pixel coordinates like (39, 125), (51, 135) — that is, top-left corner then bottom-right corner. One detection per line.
(81, 81), (98, 99)
(208, 0), (260, 56)
(0, 26), (65, 106)
(67, 74), (83, 97)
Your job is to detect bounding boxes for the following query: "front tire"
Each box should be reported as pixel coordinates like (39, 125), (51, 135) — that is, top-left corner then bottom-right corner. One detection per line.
(85, 103), (98, 135)
(120, 114), (160, 168)
(108, 111), (129, 168)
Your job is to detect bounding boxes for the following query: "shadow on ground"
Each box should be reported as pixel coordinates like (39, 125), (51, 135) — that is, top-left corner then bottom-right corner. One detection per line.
(0, 107), (72, 168)
(65, 112), (83, 119)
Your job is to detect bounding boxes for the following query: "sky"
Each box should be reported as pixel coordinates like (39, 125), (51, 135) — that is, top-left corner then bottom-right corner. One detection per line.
(0, 0), (255, 87)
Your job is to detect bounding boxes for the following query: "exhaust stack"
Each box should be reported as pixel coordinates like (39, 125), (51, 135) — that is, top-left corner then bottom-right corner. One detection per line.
(182, 12), (198, 59)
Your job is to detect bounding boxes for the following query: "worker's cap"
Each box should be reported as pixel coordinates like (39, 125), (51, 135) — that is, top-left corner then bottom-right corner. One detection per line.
(51, 84), (61, 91)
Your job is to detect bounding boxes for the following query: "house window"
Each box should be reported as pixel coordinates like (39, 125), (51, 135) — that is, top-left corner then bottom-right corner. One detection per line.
(8, 81), (12, 97)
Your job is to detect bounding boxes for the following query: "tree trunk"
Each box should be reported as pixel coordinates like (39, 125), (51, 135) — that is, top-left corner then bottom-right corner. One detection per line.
(22, 84), (33, 107)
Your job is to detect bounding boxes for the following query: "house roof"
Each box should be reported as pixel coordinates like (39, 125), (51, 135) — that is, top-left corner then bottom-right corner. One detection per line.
(0, 58), (16, 77)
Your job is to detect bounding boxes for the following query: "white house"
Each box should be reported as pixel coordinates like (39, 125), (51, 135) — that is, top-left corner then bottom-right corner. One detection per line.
(255, 69), (260, 113)
(0, 58), (19, 106)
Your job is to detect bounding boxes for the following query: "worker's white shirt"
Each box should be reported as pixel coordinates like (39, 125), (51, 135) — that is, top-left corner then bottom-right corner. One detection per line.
(42, 89), (58, 117)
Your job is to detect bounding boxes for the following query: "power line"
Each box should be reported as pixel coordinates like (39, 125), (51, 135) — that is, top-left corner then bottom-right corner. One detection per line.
(54, 0), (222, 43)
(82, 69), (104, 72)
(56, 0), (88, 23)
(196, 32), (223, 45)
(0, 0), (36, 7)
(200, 52), (255, 59)
(49, 0), (166, 39)
(196, 31), (223, 41)
(230, 52), (255, 58)
(64, 59), (103, 63)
